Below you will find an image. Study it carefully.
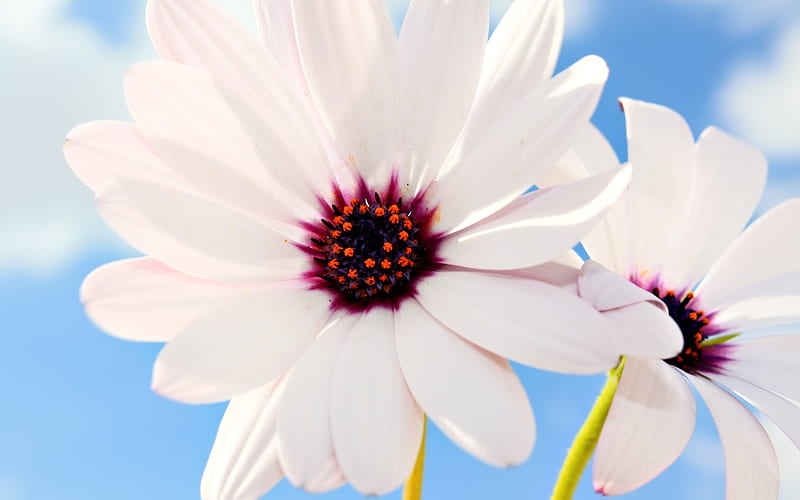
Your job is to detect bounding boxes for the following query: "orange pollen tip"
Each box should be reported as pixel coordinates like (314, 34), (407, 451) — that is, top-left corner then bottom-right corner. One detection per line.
(383, 242), (393, 252)
(374, 207), (386, 216)
(389, 214), (400, 224)
(364, 258), (376, 268)
(701, 318), (710, 325)
(399, 257), (414, 267)
(381, 259), (392, 269)
(338, 276), (346, 284)
(330, 230), (341, 238)
(350, 198), (359, 205)
(331, 244), (343, 254)
(379, 274), (388, 281)
(342, 206), (354, 215)
(365, 277), (376, 286)
(342, 222), (353, 231)
(328, 259), (340, 269)
(399, 231), (409, 241)
(347, 269), (358, 279)
(359, 205), (368, 213)
(389, 204), (400, 214)
(403, 220), (413, 229)
(395, 271), (404, 278)
(344, 247), (355, 257)
(666, 290), (676, 297)
(686, 292), (695, 299)
(405, 247), (412, 254)
(333, 216), (344, 225)
(689, 312), (697, 320)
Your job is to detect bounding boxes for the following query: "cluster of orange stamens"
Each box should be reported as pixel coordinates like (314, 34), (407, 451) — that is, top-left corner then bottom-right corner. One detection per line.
(653, 288), (711, 371)
(313, 194), (424, 304)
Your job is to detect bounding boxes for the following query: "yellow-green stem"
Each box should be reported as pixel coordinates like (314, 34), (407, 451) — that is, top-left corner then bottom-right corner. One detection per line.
(550, 358), (626, 500)
(402, 416), (427, 500)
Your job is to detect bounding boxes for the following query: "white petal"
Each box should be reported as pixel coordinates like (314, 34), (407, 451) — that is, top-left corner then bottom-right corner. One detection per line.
(577, 260), (664, 312)
(438, 166), (630, 270)
(661, 127), (767, 288)
(253, 0), (306, 90)
(331, 308), (424, 495)
(125, 61), (329, 224)
(618, 98), (696, 281)
(96, 177), (306, 283)
(415, 270), (619, 374)
(201, 380), (285, 500)
(698, 199), (800, 310)
(80, 258), (265, 343)
(593, 359), (695, 495)
(146, 0), (327, 176)
(503, 256), (581, 293)
(434, 55), (609, 234)
(536, 123), (617, 187)
(710, 273), (800, 331)
(277, 315), (357, 493)
(398, 0), (489, 192)
(64, 121), (182, 192)
(601, 302), (683, 359)
(712, 373), (800, 450)
(152, 284), (332, 404)
(395, 299), (535, 467)
(464, 0), (563, 135)
(690, 375), (780, 500)
(292, 0), (399, 186)
(723, 335), (800, 405)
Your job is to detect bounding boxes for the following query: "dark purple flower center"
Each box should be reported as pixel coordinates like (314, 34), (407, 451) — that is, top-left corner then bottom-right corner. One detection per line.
(311, 193), (428, 308)
(651, 288), (711, 373)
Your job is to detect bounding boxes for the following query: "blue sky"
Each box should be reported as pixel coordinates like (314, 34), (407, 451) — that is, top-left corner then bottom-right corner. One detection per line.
(2, 1), (800, 499)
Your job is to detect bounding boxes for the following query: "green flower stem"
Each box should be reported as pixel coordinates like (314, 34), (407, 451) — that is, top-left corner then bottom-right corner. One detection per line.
(402, 416), (427, 500)
(550, 358), (627, 500)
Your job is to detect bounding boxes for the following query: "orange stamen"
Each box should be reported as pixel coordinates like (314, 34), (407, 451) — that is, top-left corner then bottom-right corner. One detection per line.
(364, 258), (376, 268)
(344, 247), (355, 257)
(348, 269), (358, 279)
(342, 222), (353, 232)
(374, 207), (385, 216)
(383, 242), (393, 252)
(389, 214), (400, 224)
(365, 277), (376, 286)
(398, 231), (409, 241)
(328, 259), (340, 269)
(381, 259), (392, 269)
(342, 206), (354, 215)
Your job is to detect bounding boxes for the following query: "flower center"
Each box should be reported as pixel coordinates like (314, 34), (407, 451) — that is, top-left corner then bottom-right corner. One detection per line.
(651, 288), (710, 372)
(311, 193), (427, 308)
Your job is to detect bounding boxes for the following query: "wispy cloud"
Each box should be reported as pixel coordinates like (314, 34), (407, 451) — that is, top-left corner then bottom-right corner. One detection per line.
(661, 0), (800, 35)
(716, 19), (800, 162)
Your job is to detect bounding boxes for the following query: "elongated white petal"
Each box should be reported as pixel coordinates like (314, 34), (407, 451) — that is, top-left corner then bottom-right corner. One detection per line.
(504, 256), (581, 293)
(690, 376), (779, 500)
(64, 121), (182, 192)
(577, 260), (663, 312)
(253, 0), (306, 89)
(277, 315), (357, 493)
(602, 302), (683, 359)
(152, 284), (332, 404)
(415, 270), (618, 374)
(593, 359), (695, 495)
(395, 299), (535, 466)
(698, 199), (800, 310)
(201, 380), (285, 500)
(331, 308), (424, 495)
(619, 98), (696, 280)
(537, 123), (617, 186)
(710, 273), (800, 331)
(80, 258), (267, 343)
(292, 0), (399, 186)
(464, 0), (563, 136)
(398, 0), (488, 192)
(439, 166), (630, 270)
(723, 335), (800, 405)
(660, 127), (766, 288)
(125, 61), (332, 224)
(712, 373), (800, 449)
(434, 55), (609, 234)
(96, 177), (306, 283)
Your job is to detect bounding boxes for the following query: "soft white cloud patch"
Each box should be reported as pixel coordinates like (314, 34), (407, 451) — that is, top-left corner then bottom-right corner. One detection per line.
(662, 0), (800, 35)
(716, 19), (800, 161)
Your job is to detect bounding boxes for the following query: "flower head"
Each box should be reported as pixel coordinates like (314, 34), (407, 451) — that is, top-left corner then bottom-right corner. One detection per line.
(564, 98), (798, 498)
(65, 0), (633, 496)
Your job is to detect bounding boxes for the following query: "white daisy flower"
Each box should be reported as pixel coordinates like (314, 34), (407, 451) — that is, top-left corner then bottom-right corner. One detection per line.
(65, 0), (633, 496)
(560, 98), (798, 499)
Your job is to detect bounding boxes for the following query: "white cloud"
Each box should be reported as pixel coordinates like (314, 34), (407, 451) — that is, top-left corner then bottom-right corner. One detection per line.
(716, 19), (800, 161)
(662, 0), (800, 35)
